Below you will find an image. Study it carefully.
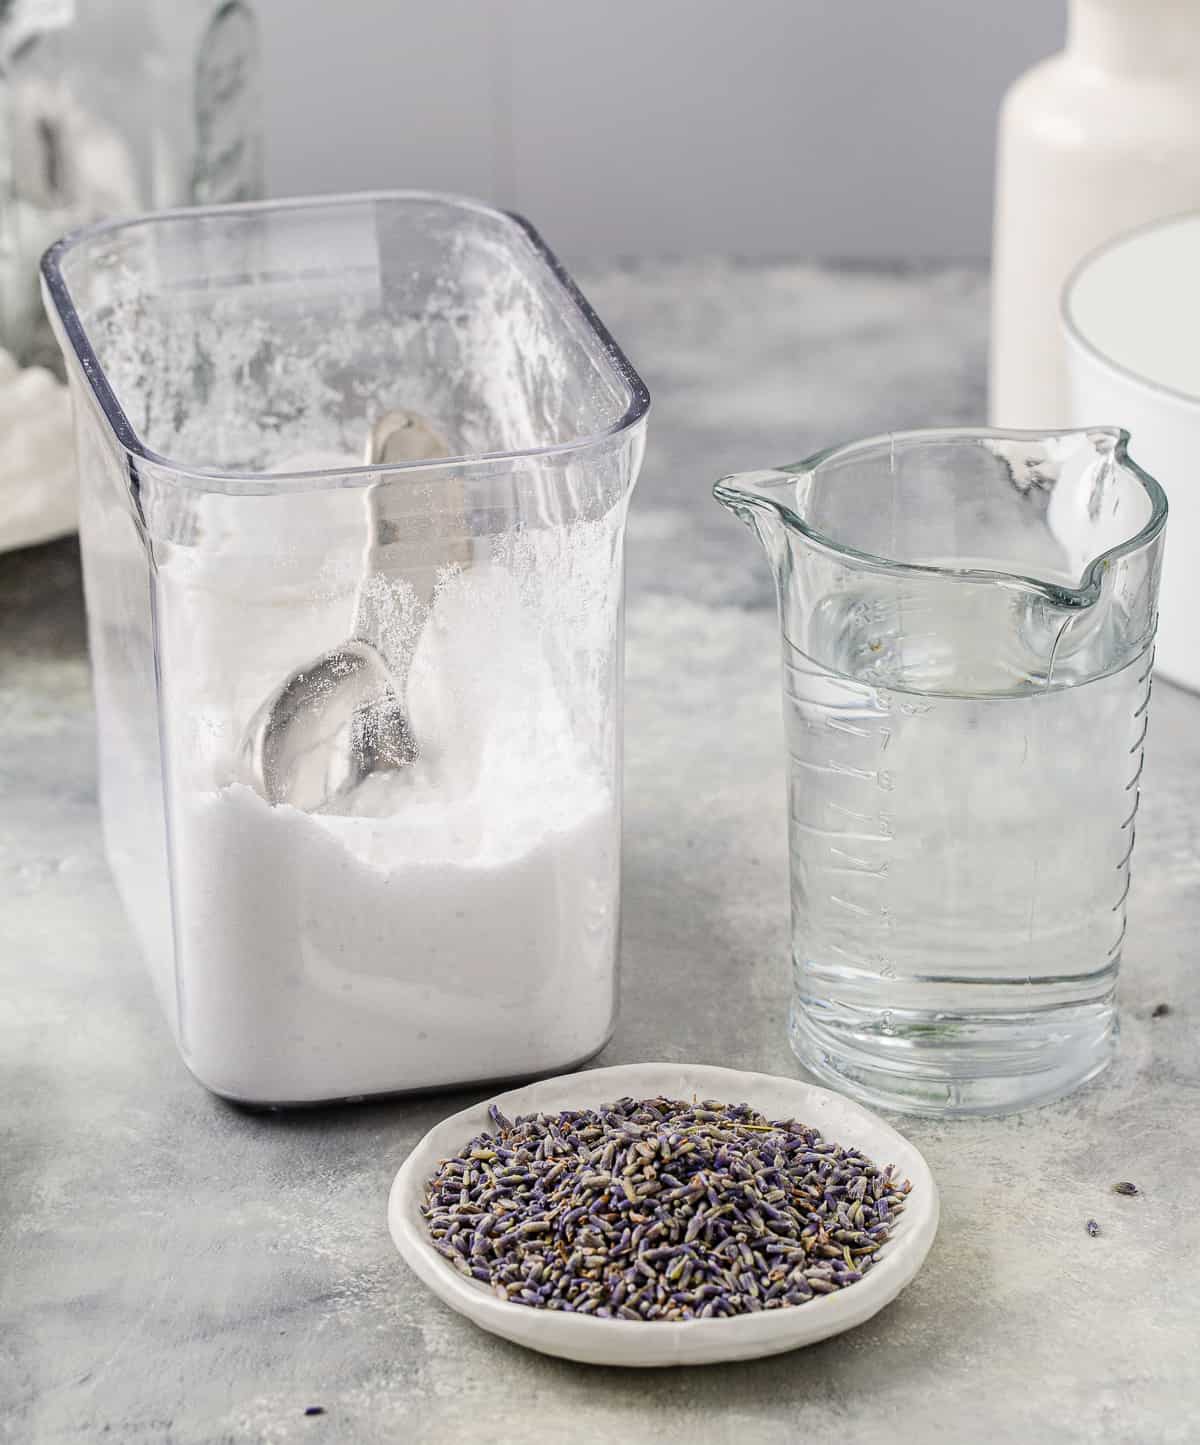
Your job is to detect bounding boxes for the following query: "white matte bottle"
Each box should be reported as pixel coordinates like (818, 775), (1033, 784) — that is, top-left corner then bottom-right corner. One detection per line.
(989, 0), (1200, 429)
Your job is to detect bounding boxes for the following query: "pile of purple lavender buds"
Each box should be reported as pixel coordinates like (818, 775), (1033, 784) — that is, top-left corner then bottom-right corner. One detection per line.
(421, 1095), (911, 1321)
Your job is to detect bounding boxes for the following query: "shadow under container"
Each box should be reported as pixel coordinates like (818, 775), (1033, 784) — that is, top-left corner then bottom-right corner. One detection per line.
(42, 191), (649, 1106)
(717, 428), (1166, 1116)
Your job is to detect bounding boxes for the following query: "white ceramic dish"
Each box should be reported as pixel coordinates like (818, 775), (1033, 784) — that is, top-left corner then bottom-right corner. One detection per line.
(388, 1061), (939, 1367)
(0, 348), (77, 554)
(1062, 211), (1200, 693)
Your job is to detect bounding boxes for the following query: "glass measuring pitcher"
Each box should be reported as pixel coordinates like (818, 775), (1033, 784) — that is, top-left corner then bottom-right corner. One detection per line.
(716, 428), (1166, 1116)
(42, 192), (649, 1106)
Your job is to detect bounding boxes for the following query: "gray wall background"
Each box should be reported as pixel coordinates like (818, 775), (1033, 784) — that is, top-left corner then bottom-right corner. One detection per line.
(256, 1), (1065, 263)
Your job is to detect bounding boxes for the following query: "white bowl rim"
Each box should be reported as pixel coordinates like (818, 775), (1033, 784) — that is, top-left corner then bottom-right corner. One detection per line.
(387, 1061), (940, 1365)
(1062, 207), (1200, 411)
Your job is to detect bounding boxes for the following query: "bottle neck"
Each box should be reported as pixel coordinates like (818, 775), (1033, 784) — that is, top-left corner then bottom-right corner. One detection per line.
(1068, 0), (1200, 75)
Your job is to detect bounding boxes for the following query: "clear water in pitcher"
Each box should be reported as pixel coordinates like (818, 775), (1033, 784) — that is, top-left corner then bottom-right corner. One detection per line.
(783, 589), (1152, 1115)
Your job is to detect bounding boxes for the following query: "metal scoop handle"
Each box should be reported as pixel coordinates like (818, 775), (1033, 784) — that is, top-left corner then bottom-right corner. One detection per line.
(238, 409), (468, 811)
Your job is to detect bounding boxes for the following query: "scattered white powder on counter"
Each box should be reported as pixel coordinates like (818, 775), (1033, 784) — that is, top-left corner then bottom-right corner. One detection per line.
(167, 560), (621, 1103)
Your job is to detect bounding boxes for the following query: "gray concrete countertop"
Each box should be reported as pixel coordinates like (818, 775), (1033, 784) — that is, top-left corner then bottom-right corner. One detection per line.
(3, 260), (1198, 1444)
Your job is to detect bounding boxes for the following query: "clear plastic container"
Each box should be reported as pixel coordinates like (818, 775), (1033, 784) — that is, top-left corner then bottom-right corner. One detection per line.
(42, 191), (649, 1105)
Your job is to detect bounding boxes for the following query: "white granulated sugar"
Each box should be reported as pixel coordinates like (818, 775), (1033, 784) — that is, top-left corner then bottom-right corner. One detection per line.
(166, 545), (620, 1104)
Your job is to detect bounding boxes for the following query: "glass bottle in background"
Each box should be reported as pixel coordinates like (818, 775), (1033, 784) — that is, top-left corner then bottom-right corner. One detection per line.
(0, 0), (262, 547)
(190, 2), (262, 206)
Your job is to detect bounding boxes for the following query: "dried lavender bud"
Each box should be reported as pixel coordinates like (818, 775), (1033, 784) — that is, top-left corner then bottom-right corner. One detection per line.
(421, 1096), (912, 1321)
(1086, 1219), (1100, 1237)
(1113, 1181), (1140, 1197)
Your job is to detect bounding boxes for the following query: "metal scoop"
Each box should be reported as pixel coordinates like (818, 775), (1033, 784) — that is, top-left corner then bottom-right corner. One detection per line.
(237, 410), (457, 812)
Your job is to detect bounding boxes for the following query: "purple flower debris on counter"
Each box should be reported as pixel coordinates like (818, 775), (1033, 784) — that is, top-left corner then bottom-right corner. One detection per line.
(1113, 1181), (1141, 1197)
(420, 1095), (912, 1321)
(1086, 1219), (1101, 1237)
